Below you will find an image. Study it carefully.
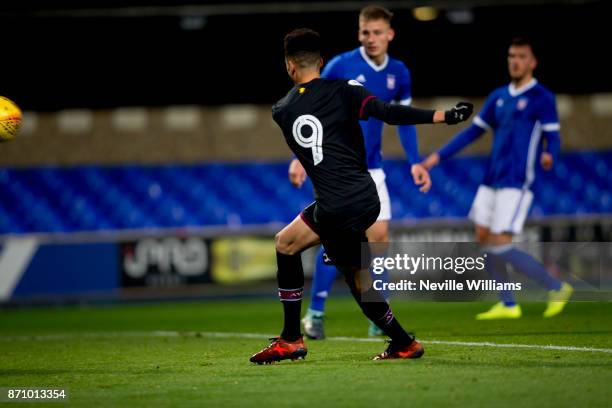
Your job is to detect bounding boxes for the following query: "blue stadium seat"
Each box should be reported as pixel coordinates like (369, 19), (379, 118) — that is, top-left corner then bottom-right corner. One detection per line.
(0, 151), (610, 234)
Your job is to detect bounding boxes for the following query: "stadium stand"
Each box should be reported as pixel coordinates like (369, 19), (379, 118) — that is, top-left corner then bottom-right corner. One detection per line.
(1, 151), (610, 234)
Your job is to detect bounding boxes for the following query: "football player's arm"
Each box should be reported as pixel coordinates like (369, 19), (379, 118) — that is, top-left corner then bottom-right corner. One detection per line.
(540, 129), (560, 171)
(422, 92), (496, 169)
(539, 93), (561, 171)
(362, 96), (436, 124)
(422, 124), (486, 169)
(394, 65), (430, 192)
(344, 81), (471, 125)
(362, 97), (472, 125)
(398, 125), (419, 164)
(288, 158), (307, 188)
(398, 125), (431, 192)
(395, 66), (420, 164)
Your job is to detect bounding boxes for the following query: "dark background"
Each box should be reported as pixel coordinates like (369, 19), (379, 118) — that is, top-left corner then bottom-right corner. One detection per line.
(2, 0), (610, 111)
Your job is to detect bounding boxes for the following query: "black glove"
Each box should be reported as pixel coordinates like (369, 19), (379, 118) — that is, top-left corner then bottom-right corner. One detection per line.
(445, 102), (474, 125)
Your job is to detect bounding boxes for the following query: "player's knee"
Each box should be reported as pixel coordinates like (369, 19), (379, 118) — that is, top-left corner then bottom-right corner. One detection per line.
(274, 232), (289, 253)
(367, 222), (389, 243)
(275, 232), (297, 255)
(475, 228), (490, 245)
(369, 230), (388, 243)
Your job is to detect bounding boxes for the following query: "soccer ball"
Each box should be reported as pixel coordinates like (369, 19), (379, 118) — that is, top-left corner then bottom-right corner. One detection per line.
(0, 96), (22, 142)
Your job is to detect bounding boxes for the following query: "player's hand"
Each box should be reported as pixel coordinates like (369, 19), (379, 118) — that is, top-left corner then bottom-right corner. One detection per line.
(411, 164), (432, 193)
(421, 153), (440, 170)
(288, 158), (307, 188)
(445, 102), (474, 125)
(540, 152), (554, 171)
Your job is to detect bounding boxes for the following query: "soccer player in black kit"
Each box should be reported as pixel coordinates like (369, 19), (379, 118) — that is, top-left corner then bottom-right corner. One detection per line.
(250, 28), (473, 363)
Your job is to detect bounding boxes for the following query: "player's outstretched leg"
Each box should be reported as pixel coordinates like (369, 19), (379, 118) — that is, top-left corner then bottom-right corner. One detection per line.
(302, 246), (337, 340)
(366, 220), (389, 337)
(494, 245), (573, 318)
(364, 290), (424, 360)
(341, 267), (424, 360)
(367, 263), (388, 337)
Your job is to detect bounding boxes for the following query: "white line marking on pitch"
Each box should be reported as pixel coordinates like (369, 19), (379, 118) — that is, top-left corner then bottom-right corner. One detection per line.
(1, 331), (611, 354)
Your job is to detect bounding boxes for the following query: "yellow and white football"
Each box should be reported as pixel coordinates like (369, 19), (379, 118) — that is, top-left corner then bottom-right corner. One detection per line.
(0, 96), (22, 142)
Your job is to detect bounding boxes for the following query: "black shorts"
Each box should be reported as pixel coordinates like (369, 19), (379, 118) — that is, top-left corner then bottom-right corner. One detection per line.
(300, 200), (379, 269)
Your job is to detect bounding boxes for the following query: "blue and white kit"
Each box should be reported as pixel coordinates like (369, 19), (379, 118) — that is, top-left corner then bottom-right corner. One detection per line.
(438, 79), (561, 234)
(322, 46), (420, 220)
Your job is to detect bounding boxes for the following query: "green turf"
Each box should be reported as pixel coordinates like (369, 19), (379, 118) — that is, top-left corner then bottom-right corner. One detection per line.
(1, 298), (611, 407)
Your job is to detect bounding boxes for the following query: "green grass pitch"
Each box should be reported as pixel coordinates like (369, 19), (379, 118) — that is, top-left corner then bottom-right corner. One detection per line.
(1, 298), (611, 407)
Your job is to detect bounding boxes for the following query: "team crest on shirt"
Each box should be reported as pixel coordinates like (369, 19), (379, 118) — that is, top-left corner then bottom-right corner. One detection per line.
(386, 74), (396, 90)
(517, 98), (529, 110)
(355, 74), (366, 83)
(496, 98), (504, 107)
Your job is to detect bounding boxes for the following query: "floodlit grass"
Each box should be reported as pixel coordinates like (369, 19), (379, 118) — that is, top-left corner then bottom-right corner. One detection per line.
(1, 298), (611, 407)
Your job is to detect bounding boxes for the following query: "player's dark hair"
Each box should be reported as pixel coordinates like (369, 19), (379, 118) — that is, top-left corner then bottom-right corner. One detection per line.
(360, 5), (394, 23)
(284, 28), (322, 68)
(510, 37), (537, 57)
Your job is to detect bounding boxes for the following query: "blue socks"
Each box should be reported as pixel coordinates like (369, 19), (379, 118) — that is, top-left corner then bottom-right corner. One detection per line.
(484, 250), (516, 306)
(496, 246), (562, 291)
(485, 245), (562, 306)
(309, 246), (338, 313)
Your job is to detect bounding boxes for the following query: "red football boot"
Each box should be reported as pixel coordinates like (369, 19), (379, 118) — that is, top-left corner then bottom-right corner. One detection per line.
(250, 336), (308, 364)
(373, 339), (425, 360)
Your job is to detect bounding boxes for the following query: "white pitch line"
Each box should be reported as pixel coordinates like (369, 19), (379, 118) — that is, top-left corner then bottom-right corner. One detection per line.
(418, 339), (612, 354)
(313, 335), (612, 354)
(1, 331), (611, 354)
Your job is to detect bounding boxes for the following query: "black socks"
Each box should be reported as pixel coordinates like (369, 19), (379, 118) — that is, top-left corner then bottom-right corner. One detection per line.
(276, 249), (413, 346)
(351, 287), (414, 346)
(277, 251), (304, 341)
(340, 266), (414, 347)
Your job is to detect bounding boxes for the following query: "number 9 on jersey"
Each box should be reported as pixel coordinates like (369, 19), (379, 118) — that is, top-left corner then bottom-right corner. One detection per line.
(292, 114), (323, 165)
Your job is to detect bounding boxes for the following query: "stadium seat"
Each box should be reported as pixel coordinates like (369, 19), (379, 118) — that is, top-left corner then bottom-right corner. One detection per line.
(0, 151), (610, 234)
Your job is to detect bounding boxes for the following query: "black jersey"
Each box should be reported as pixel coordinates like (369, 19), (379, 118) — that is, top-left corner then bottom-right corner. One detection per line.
(273, 78), (378, 214)
(273, 78), (436, 218)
